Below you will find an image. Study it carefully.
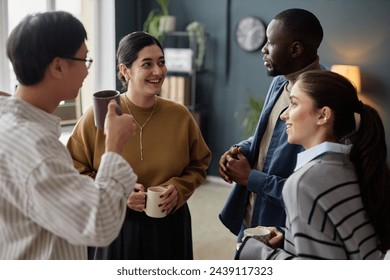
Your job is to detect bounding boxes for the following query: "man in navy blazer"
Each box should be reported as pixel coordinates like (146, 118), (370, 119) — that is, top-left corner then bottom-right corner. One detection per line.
(219, 8), (326, 241)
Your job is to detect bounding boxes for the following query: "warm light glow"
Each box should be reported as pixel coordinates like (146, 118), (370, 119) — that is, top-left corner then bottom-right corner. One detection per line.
(331, 64), (361, 92)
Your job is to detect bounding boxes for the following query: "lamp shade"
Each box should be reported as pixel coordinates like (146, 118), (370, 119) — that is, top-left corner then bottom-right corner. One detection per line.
(331, 64), (361, 92)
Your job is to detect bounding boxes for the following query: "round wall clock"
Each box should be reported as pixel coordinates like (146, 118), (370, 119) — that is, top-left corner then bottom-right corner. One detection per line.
(235, 16), (266, 52)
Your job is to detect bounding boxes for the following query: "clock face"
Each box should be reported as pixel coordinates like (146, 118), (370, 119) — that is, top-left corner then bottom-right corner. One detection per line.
(236, 16), (266, 52)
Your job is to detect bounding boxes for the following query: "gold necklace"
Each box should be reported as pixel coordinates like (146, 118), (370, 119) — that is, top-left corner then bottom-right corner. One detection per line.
(123, 95), (157, 161)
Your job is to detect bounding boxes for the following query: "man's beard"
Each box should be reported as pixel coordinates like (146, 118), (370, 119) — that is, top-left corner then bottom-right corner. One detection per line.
(266, 68), (278, 77)
(266, 64), (291, 77)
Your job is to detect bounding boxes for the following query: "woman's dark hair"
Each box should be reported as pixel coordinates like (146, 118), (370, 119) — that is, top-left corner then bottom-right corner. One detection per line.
(116, 31), (164, 89)
(6, 11), (87, 85)
(298, 70), (390, 252)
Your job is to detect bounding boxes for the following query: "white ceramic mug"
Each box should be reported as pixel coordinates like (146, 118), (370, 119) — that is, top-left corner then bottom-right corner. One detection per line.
(243, 226), (271, 245)
(144, 186), (167, 218)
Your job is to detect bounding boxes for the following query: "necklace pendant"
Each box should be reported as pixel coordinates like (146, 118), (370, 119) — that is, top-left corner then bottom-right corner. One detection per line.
(140, 128), (144, 161)
(123, 95), (157, 162)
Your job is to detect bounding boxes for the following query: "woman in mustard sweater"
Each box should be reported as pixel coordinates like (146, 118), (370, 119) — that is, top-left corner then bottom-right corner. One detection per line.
(67, 31), (211, 259)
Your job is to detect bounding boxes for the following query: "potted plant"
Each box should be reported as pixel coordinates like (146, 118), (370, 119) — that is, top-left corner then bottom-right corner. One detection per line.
(235, 93), (264, 138)
(186, 21), (206, 71)
(143, 0), (175, 41)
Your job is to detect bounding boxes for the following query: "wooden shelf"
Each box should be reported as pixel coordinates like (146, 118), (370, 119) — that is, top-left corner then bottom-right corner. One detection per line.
(53, 95), (81, 125)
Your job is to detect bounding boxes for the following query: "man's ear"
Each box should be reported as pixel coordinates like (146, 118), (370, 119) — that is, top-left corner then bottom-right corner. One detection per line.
(49, 57), (64, 78)
(291, 41), (304, 58)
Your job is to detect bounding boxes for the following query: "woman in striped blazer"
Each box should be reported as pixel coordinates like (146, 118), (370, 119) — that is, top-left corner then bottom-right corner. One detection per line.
(237, 70), (390, 259)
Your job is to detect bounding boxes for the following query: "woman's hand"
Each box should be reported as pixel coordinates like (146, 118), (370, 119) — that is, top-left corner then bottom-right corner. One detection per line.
(159, 184), (178, 214)
(240, 226), (283, 248)
(266, 227), (284, 249)
(127, 183), (146, 212)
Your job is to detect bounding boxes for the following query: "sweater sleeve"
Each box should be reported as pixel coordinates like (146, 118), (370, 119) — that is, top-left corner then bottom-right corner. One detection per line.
(163, 113), (211, 210)
(236, 236), (293, 260)
(66, 107), (103, 178)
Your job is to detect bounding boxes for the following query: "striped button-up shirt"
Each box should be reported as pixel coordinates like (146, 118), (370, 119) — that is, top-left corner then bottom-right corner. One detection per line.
(0, 96), (137, 259)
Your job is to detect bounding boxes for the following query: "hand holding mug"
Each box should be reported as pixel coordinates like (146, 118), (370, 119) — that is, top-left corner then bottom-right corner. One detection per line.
(127, 183), (146, 212)
(159, 185), (178, 214)
(242, 226), (272, 245)
(266, 227), (284, 249)
(143, 186), (168, 218)
(143, 185), (179, 217)
(104, 100), (137, 154)
(93, 90), (121, 129)
(241, 226), (284, 249)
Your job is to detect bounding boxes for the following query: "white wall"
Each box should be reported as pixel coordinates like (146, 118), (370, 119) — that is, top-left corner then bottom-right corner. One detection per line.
(80, 0), (116, 113)
(0, 0), (116, 112)
(0, 0), (10, 93)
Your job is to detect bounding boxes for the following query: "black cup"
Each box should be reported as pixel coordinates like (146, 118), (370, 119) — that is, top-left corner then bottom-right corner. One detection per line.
(93, 90), (121, 129)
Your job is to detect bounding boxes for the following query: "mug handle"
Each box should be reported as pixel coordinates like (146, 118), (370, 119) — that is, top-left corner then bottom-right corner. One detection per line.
(142, 193), (147, 212)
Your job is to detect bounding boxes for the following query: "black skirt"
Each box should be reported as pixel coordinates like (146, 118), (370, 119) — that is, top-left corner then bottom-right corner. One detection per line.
(89, 203), (193, 260)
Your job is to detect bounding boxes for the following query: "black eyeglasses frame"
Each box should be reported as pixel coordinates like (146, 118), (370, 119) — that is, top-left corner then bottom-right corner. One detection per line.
(61, 56), (93, 69)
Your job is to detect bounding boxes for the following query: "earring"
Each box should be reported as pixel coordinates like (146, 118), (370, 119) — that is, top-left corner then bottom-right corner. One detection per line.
(125, 75), (129, 82)
(318, 117), (327, 125)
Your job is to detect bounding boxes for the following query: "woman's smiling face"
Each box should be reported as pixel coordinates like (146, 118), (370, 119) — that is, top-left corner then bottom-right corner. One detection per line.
(280, 81), (325, 149)
(128, 44), (167, 97)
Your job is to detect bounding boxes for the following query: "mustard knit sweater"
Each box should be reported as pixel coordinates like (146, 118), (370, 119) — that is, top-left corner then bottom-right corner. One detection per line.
(67, 95), (211, 210)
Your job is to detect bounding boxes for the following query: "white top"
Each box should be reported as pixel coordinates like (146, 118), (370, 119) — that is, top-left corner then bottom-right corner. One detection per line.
(295, 141), (351, 171)
(0, 96), (137, 259)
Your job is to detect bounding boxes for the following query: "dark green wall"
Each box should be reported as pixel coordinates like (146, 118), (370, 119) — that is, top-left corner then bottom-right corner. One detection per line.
(115, 0), (390, 176)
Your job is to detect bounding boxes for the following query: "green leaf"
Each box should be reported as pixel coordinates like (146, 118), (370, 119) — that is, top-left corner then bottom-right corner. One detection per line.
(157, 0), (170, 16)
(236, 95), (264, 138)
(143, 0), (171, 42)
(143, 9), (160, 32)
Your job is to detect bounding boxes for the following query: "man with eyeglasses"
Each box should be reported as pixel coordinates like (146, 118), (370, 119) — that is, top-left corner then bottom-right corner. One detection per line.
(0, 11), (138, 259)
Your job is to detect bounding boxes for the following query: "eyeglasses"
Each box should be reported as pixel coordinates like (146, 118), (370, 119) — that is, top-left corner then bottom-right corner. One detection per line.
(62, 56), (94, 69)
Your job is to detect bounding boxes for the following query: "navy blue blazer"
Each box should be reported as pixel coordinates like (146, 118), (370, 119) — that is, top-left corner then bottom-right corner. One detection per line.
(219, 75), (303, 238)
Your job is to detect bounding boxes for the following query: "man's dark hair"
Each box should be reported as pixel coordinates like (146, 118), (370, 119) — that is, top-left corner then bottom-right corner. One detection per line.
(6, 11), (87, 85)
(274, 8), (323, 50)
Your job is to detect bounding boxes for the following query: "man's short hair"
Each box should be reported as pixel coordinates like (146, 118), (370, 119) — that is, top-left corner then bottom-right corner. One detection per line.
(274, 8), (323, 50)
(6, 11), (87, 85)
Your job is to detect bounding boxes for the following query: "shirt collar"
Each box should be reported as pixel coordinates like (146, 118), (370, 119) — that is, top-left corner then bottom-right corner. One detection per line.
(295, 141), (351, 171)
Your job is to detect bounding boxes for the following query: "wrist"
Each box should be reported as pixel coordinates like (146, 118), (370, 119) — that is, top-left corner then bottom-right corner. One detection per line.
(105, 137), (124, 154)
